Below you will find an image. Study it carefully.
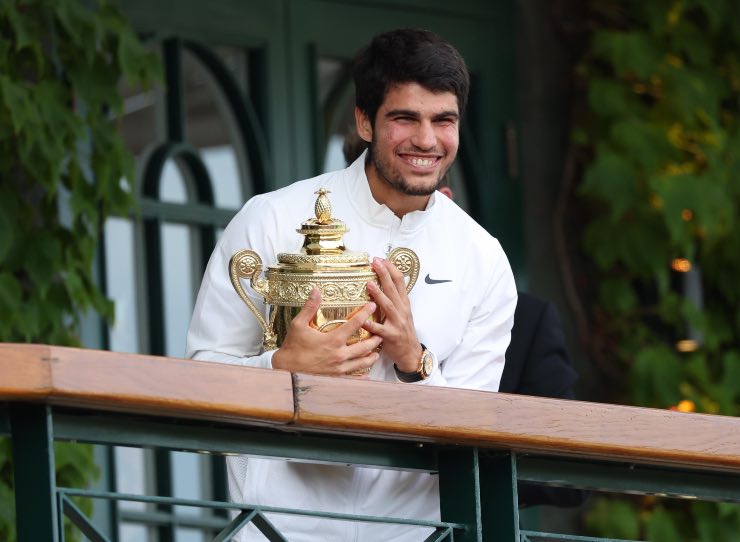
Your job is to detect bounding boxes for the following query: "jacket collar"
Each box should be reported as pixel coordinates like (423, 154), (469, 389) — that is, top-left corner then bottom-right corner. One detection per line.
(346, 150), (438, 232)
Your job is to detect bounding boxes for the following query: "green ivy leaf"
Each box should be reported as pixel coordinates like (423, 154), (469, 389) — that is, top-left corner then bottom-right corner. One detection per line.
(646, 505), (683, 542)
(593, 30), (662, 79)
(650, 172), (732, 247)
(0, 76), (38, 134)
(599, 277), (638, 314)
(610, 119), (677, 174)
(632, 345), (683, 407)
(580, 146), (638, 222)
(0, 273), (21, 320)
(720, 352), (740, 414)
(588, 78), (639, 117)
(584, 497), (640, 539)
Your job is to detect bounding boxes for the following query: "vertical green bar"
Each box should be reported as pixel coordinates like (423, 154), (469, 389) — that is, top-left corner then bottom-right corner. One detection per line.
(10, 404), (59, 542)
(480, 452), (519, 541)
(438, 448), (482, 542)
(155, 450), (175, 542)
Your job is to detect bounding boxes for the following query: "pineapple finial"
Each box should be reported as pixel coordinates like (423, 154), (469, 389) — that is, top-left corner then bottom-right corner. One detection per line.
(314, 189), (332, 224)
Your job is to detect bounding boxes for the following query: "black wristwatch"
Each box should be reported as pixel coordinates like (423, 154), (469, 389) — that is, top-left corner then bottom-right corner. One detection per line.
(394, 344), (434, 383)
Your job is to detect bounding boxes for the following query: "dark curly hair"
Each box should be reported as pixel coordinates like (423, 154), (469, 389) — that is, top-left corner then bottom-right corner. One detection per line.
(352, 28), (470, 125)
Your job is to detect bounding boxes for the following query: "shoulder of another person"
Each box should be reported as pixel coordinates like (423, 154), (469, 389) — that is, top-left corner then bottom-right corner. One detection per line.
(517, 292), (551, 312)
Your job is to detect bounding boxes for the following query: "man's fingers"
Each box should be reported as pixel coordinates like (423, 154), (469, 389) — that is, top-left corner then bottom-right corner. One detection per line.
(362, 317), (381, 336)
(340, 351), (380, 377)
(366, 281), (394, 319)
(333, 301), (377, 340)
(384, 259), (408, 295)
(345, 334), (383, 358)
(292, 288), (322, 326)
(372, 258), (401, 301)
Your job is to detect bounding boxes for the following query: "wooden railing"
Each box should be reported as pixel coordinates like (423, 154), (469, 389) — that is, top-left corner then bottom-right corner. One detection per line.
(2, 343), (740, 541)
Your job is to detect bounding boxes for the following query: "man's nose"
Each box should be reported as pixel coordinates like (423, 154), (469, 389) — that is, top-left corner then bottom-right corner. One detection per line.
(411, 121), (436, 150)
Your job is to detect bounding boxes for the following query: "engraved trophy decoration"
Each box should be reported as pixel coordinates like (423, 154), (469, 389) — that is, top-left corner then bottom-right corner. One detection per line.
(229, 189), (420, 355)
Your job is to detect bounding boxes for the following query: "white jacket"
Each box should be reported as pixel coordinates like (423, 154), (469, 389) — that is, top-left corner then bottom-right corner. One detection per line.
(186, 153), (517, 541)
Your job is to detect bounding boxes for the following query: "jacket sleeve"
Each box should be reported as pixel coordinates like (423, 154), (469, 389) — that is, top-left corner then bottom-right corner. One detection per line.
(185, 196), (281, 369)
(415, 240), (518, 392)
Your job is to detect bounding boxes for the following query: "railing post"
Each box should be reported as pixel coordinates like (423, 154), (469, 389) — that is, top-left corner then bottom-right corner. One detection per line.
(438, 448), (480, 542)
(10, 404), (60, 542)
(480, 452), (519, 541)
(439, 449), (520, 541)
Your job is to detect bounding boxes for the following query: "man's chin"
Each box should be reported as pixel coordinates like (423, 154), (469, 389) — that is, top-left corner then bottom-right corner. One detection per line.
(397, 177), (444, 197)
(401, 187), (438, 197)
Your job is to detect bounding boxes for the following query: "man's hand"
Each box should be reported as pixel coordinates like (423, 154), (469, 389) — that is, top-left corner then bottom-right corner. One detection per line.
(271, 288), (382, 376)
(363, 258), (422, 372)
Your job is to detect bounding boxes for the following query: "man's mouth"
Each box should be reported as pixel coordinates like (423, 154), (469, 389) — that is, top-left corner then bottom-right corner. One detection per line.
(401, 154), (442, 168)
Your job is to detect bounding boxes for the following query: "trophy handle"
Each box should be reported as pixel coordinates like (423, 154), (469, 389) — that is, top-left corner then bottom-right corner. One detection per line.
(388, 247), (420, 294)
(228, 250), (277, 350)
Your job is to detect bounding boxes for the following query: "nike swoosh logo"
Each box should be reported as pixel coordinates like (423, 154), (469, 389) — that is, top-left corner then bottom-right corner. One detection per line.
(425, 274), (452, 285)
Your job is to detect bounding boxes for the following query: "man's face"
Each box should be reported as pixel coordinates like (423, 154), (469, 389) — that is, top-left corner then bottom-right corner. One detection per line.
(356, 83), (460, 197)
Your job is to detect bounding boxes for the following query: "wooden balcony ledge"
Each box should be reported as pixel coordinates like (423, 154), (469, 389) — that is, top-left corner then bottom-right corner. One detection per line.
(2, 343), (740, 473)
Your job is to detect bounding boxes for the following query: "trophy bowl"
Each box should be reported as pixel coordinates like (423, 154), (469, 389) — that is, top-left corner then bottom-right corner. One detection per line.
(229, 189), (420, 356)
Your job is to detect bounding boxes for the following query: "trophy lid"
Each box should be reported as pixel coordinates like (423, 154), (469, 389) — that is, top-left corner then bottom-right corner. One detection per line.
(275, 189), (370, 270)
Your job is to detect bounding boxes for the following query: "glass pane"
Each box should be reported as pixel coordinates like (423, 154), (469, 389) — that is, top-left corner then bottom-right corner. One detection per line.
(317, 56), (355, 173)
(161, 223), (194, 358)
(172, 451), (205, 516)
(183, 47), (252, 203)
(119, 77), (161, 158)
(161, 159), (189, 204)
(120, 524), (151, 542)
(202, 145), (242, 209)
(114, 447), (147, 511)
(176, 528), (207, 542)
(323, 133), (347, 172)
(105, 218), (140, 353)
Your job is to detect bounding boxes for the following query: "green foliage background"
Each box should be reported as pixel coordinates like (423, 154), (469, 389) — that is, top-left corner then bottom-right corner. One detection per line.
(0, 0), (159, 539)
(574, 0), (740, 539)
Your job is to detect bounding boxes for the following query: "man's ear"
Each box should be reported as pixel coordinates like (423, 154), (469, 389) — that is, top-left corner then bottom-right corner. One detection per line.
(354, 107), (373, 143)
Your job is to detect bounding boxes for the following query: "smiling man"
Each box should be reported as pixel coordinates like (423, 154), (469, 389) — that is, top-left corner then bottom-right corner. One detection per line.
(187, 28), (517, 541)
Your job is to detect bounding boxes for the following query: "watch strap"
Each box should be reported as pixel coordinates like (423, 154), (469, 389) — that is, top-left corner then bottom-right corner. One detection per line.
(394, 343), (430, 383)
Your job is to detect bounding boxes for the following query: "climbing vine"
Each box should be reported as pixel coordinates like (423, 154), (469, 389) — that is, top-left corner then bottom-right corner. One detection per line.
(0, 0), (159, 539)
(572, 0), (740, 539)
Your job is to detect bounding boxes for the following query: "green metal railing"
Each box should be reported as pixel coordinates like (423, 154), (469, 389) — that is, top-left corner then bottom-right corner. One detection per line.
(5, 403), (740, 541)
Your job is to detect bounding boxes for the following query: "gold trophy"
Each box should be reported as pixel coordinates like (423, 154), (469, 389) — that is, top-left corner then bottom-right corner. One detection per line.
(229, 189), (420, 353)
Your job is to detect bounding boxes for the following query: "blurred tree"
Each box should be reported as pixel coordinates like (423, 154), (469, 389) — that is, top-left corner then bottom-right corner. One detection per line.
(0, 0), (159, 539)
(567, 0), (740, 539)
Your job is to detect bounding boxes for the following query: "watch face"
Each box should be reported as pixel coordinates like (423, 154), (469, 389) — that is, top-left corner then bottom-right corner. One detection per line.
(421, 351), (433, 377)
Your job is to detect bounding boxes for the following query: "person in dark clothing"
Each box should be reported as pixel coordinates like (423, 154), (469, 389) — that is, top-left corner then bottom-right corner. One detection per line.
(500, 292), (577, 398)
(502, 291), (586, 508)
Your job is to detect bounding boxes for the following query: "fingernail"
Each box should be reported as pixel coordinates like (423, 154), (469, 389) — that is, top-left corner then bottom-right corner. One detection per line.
(310, 288), (319, 300)
(368, 302), (377, 312)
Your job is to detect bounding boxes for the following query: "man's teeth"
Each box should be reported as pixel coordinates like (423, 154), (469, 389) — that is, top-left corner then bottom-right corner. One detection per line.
(409, 157), (434, 166)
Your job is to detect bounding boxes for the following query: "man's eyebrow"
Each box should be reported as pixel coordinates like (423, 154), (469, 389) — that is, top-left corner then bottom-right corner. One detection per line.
(432, 110), (460, 121)
(385, 109), (420, 118)
(385, 109), (460, 120)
